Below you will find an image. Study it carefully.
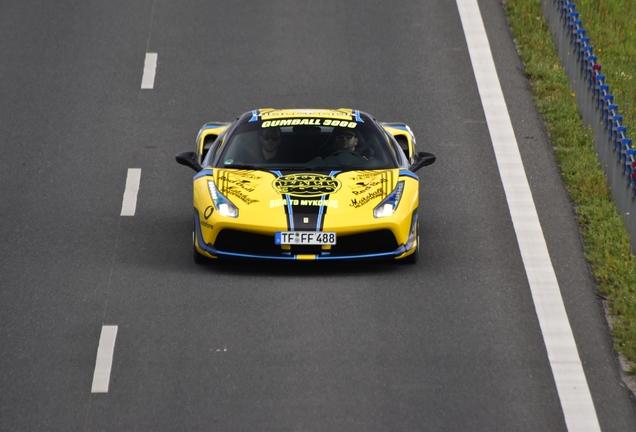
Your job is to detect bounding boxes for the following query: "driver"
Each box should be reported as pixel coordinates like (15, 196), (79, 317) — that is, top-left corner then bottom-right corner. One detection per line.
(305, 127), (373, 167)
(334, 129), (359, 152)
(318, 128), (371, 167)
(330, 128), (370, 161)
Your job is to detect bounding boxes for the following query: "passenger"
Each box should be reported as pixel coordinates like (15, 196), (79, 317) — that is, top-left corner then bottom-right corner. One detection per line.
(258, 128), (284, 162)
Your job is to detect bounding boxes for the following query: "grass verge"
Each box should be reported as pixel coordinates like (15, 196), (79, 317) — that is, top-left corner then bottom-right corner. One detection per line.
(504, 0), (636, 370)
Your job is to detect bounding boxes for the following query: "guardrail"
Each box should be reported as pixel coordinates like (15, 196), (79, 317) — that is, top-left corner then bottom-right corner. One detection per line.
(541, 0), (636, 254)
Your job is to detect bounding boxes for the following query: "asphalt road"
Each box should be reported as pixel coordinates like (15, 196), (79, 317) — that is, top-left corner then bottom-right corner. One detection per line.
(1, 0), (635, 430)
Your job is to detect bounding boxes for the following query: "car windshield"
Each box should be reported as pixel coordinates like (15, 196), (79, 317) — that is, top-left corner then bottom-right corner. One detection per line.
(215, 117), (398, 171)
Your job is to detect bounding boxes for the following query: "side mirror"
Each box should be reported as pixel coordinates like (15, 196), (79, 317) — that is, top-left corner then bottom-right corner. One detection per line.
(409, 151), (436, 173)
(175, 151), (202, 172)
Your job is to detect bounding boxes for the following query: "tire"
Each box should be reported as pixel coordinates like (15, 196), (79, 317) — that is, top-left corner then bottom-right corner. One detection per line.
(402, 232), (419, 265)
(194, 244), (207, 264)
(193, 228), (208, 265)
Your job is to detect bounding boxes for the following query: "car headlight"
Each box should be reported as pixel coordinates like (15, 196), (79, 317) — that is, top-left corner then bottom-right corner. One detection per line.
(373, 181), (405, 218)
(207, 180), (238, 218)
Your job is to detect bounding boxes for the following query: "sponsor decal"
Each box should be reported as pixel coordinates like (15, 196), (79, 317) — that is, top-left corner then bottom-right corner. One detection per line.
(201, 220), (214, 230)
(300, 199), (338, 208)
(219, 170), (262, 180)
(204, 206), (214, 220)
(225, 188), (259, 204)
(348, 171), (390, 181)
(270, 199), (287, 208)
(350, 178), (388, 196)
(216, 171), (261, 205)
(350, 187), (384, 208)
(217, 174), (256, 192)
(272, 173), (341, 197)
(261, 119), (357, 129)
(270, 199), (338, 208)
(261, 110), (351, 118)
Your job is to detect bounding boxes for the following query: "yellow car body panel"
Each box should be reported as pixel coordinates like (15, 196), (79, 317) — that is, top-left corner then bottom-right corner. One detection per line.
(196, 123), (231, 161)
(193, 168), (419, 261)
(381, 124), (417, 161)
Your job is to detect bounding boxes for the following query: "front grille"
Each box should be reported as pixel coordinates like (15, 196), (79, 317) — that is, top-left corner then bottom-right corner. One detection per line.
(213, 229), (398, 258)
(329, 230), (398, 256)
(214, 230), (280, 256)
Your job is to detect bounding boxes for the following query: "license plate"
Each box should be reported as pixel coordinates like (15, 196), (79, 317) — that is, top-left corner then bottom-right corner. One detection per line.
(275, 231), (336, 245)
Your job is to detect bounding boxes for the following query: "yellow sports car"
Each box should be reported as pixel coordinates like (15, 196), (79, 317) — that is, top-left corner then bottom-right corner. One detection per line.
(176, 109), (436, 264)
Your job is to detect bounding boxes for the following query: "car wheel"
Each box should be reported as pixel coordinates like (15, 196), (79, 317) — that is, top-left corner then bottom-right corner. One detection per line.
(402, 233), (419, 265)
(193, 228), (208, 265)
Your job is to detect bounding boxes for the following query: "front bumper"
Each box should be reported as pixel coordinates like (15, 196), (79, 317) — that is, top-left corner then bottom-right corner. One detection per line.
(193, 211), (417, 261)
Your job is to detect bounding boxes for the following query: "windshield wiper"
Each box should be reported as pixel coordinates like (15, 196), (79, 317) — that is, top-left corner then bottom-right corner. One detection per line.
(222, 164), (261, 170)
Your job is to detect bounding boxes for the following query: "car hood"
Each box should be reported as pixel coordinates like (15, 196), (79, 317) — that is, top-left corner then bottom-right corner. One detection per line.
(211, 168), (402, 216)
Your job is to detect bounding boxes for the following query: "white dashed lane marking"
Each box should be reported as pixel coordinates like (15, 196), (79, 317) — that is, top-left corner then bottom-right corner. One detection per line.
(91, 325), (118, 393)
(141, 53), (157, 89)
(120, 168), (141, 216)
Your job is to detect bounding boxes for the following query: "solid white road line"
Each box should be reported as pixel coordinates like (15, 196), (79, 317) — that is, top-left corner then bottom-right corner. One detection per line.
(120, 168), (141, 216)
(91, 325), (118, 393)
(141, 52), (158, 89)
(455, 1), (601, 431)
